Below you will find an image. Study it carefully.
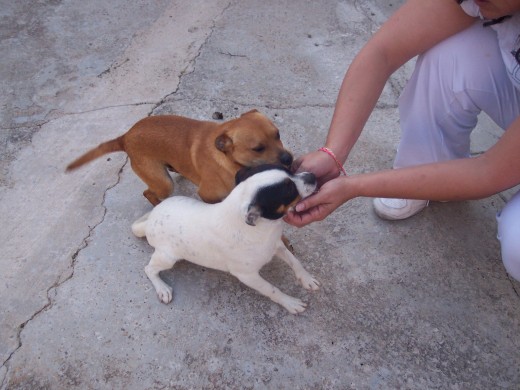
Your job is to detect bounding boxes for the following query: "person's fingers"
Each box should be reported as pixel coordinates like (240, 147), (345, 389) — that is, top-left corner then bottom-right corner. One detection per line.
(284, 209), (312, 227)
(285, 177), (348, 227)
(294, 190), (324, 212)
(291, 157), (303, 173)
(285, 203), (327, 227)
(283, 210), (302, 225)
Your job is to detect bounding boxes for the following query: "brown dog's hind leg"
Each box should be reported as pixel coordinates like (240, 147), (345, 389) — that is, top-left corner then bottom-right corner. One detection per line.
(131, 160), (174, 206)
(143, 190), (162, 206)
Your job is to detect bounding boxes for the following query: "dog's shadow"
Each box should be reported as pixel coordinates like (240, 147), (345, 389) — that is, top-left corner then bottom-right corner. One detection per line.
(170, 175), (199, 199)
(156, 253), (310, 311)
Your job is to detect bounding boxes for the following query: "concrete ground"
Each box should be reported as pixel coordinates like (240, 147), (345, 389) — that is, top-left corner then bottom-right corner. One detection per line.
(1, 0), (519, 388)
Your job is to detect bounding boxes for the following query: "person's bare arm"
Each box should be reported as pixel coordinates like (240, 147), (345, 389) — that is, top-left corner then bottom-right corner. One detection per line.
(295, 0), (475, 182)
(286, 116), (520, 227)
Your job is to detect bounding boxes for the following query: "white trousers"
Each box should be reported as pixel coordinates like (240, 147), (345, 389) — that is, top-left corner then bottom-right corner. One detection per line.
(395, 22), (520, 281)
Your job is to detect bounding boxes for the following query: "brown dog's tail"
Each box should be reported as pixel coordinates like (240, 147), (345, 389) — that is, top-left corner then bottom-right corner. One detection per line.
(66, 136), (125, 171)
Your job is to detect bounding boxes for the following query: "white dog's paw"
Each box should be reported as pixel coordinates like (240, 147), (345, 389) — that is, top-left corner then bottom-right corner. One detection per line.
(156, 284), (173, 304)
(298, 272), (320, 291)
(280, 295), (307, 314)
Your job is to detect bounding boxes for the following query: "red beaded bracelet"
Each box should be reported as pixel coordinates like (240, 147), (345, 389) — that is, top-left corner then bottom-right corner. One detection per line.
(318, 147), (347, 176)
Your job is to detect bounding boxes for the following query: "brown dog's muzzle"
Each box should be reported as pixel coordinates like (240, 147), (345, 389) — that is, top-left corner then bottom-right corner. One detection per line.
(279, 151), (293, 167)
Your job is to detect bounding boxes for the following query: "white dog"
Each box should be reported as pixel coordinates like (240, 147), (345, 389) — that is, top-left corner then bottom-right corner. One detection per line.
(132, 164), (320, 314)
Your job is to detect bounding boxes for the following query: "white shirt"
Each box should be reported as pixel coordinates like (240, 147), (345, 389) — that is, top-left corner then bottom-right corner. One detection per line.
(461, 0), (520, 88)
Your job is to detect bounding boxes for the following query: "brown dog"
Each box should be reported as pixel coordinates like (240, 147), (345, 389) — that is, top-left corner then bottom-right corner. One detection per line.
(66, 110), (293, 205)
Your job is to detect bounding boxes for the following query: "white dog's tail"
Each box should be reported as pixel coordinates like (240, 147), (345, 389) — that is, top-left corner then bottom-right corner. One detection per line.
(131, 212), (151, 238)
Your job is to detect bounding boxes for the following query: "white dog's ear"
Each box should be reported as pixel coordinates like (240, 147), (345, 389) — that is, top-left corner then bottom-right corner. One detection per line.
(245, 204), (261, 226)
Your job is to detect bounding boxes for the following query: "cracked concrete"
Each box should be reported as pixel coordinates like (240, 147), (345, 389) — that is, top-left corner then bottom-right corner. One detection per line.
(1, 0), (230, 386)
(2, 0), (520, 388)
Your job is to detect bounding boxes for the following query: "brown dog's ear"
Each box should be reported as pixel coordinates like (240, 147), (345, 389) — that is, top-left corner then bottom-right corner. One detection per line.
(241, 109), (259, 116)
(215, 134), (233, 152)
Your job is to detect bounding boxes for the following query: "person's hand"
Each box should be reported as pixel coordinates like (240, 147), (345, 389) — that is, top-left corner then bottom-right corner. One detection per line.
(292, 150), (341, 187)
(284, 177), (351, 227)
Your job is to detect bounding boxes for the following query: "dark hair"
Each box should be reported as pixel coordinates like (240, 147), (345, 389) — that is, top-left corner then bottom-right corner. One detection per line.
(457, 0), (512, 26)
(513, 46), (520, 67)
(456, 0), (518, 64)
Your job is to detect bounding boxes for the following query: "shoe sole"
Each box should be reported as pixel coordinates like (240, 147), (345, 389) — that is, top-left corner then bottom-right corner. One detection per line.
(373, 198), (428, 220)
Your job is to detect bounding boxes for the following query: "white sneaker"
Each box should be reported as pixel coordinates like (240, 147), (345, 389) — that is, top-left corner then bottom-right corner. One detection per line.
(373, 198), (428, 220)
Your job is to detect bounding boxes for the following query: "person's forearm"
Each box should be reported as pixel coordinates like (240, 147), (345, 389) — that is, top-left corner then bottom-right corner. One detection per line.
(325, 47), (394, 164)
(324, 0), (475, 165)
(346, 155), (510, 202)
(344, 115), (520, 202)
(286, 119), (520, 228)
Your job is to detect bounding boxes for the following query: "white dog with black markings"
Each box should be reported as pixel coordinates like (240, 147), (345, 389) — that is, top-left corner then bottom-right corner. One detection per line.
(132, 164), (319, 314)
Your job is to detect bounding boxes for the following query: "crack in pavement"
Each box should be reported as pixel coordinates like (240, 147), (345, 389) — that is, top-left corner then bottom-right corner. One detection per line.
(150, 5), (231, 116)
(1, 5), (233, 383)
(1, 158), (128, 386)
(58, 102), (156, 118)
(164, 94), (338, 112)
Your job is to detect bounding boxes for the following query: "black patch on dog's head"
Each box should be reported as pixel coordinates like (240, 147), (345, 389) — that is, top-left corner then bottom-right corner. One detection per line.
(247, 177), (300, 223)
(235, 164), (290, 186)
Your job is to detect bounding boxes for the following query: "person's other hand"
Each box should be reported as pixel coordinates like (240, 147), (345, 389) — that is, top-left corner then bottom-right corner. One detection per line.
(292, 150), (341, 187)
(284, 177), (350, 227)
